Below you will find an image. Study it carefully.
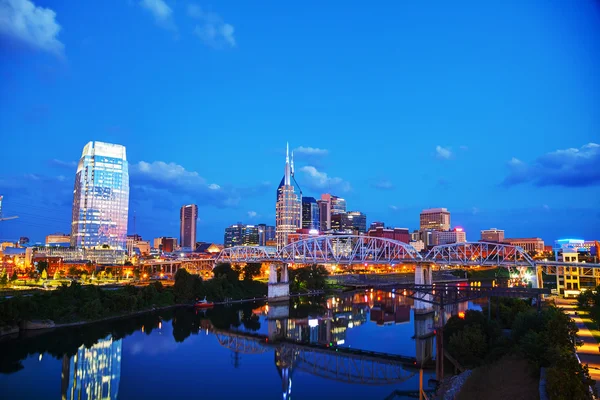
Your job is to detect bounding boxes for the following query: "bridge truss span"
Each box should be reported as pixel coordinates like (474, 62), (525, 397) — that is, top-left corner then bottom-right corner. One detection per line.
(215, 246), (278, 264)
(279, 235), (422, 265)
(424, 241), (535, 268)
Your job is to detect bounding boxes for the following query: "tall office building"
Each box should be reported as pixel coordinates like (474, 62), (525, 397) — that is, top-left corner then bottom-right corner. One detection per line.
(433, 228), (466, 245)
(347, 211), (367, 233)
(224, 223), (261, 247)
(258, 223), (276, 246)
(302, 197), (320, 230)
(481, 228), (504, 242)
(180, 204), (198, 249)
(275, 143), (302, 249)
(317, 199), (331, 231)
(419, 208), (451, 231)
(70, 141), (129, 249)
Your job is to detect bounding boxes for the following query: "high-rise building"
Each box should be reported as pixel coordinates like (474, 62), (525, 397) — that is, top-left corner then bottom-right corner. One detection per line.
(224, 223), (261, 247)
(70, 141), (129, 249)
(370, 221), (385, 230)
(46, 233), (71, 247)
(331, 212), (352, 233)
(180, 204), (198, 250)
(317, 199), (331, 231)
(302, 197), (320, 230)
(419, 208), (451, 231)
(153, 237), (177, 253)
(257, 223), (276, 246)
(347, 211), (367, 233)
(432, 228), (466, 245)
(276, 143), (302, 249)
(481, 228), (504, 242)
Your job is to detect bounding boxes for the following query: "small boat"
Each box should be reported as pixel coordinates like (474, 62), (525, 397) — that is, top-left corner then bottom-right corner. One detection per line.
(194, 297), (214, 308)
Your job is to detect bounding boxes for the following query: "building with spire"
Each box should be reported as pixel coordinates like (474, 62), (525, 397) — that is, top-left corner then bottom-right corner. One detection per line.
(276, 143), (302, 249)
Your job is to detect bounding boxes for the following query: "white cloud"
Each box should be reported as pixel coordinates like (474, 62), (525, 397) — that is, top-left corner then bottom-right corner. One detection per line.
(389, 205), (399, 211)
(133, 161), (206, 187)
(0, 0), (64, 55)
(542, 204), (550, 211)
(139, 0), (175, 30)
(504, 143), (600, 187)
(208, 183), (221, 190)
(247, 211), (258, 218)
(294, 146), (329, 156)
(435, 145), (452, 160)
(188, 4), (235, 48)
(298, 166), (350, 192)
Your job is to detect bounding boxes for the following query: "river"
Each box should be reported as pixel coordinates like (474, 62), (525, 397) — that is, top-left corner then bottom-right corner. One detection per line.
(0, 290), (481, 399)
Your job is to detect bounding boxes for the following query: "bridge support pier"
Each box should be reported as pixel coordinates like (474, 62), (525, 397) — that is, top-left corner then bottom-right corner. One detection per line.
(268, 263), (289, 302)
(414, 311), (434, 365)
(414, 264), (434, 313)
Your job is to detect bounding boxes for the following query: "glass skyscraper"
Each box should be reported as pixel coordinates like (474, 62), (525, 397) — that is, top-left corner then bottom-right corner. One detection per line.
(71, 141), (129, 250)
(301, 196), (320, 230)
(276, 143), (302, 249)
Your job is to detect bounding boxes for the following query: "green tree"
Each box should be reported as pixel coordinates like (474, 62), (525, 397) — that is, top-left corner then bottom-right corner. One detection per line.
(213, 263), (239, 283)
(53, 271), (60, 280)
(37, 260), (49, 273)
(174, 269), (203, 303)
(41, 269), (48, 280)
(133, 268), (141, 281)
(10, 270), (18, 282)
(290, 264), (329, 291)
(0, 269), (7, 286)
(242, 263), (262, 281)
(448, 324), (488, 368)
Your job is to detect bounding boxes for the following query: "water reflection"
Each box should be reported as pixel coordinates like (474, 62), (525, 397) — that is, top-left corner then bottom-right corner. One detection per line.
(0, 291), (480, 399)
(61, 336), (121, 400)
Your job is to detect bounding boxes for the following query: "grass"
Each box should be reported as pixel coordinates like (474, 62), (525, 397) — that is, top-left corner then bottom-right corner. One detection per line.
(457, 355), (539, 400)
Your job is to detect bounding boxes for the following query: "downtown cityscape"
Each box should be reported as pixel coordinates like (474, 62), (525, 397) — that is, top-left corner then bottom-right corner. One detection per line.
(1, 1), (600, 400)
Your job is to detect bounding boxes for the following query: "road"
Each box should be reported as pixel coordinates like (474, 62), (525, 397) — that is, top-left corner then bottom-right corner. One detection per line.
(554, 298), (600, 393)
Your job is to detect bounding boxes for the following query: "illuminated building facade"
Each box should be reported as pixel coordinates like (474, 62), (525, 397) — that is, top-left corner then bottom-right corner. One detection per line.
(480, 228), (505, 242)
(317, 199), (331, 230)
(257, 224), (276, 246)
(46, 233), (71, 247)
(153, 237), (177, 253)
(347, 211), (367, 233)
(301, 197), (320, 230)
(368, 226), (410, 243)
(419, 208), (451, 231)
(62, 335), (122, 400)
(180, 204), (198, 250)
(224, 223), (261, 247)
(503, 237), (545, 252)
(275, 144), (302, 249)
(70, 141), (129, 250)
(432, 228), (466, 245)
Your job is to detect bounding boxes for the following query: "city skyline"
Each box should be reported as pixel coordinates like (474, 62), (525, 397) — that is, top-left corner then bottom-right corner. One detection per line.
(1, 0), (599, 244)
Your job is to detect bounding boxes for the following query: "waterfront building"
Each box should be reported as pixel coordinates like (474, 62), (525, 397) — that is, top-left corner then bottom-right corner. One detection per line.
(32, 246), (127, 265)
(347, 211), (367, 233)
(62, 335), (121, 400)
(275, 144), (302, 249)
(481, 228), (505, 242)
(301, 197), (320, 230)
(180, 204), (198, 250)
(432, 228), (466, 245)
(419, 208), (450, 231)
(195, 242), (223, 254)
(368, 226), (410, 243)
(153, 237), (177, 253)
(503, 237), (544, 253)
(70, 141), (129, 250)
(46, 233), (71, 247)
(257, 224), (276, 246)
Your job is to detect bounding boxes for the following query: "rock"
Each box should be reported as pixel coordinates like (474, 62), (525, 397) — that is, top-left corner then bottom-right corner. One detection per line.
(19, 320), (55, 330)
(440, 369), (473, 400)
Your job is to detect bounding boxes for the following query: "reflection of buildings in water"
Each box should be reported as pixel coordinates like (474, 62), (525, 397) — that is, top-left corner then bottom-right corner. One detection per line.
(61, 335), (122, 400)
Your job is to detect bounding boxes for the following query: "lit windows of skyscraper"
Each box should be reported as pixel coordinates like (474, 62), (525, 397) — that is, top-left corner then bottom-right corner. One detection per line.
(480, 228), (505, 242)
(301, 197), (320, 230)
(180, 204), (198, 250)
(224, 223), (264, 247)
(276, 143), (302, 249)
(347, 211), (367, 233)
(70, 141), (129, 249)
(258, 223), (276, 246)
(419, 208), (451, 231)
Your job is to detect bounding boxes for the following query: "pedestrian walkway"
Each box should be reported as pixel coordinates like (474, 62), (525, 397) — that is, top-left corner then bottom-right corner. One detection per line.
(555, 299), (600, 393)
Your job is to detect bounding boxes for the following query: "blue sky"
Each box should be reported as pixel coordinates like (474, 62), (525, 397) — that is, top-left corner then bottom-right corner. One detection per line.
(0, 0), (599, 245)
